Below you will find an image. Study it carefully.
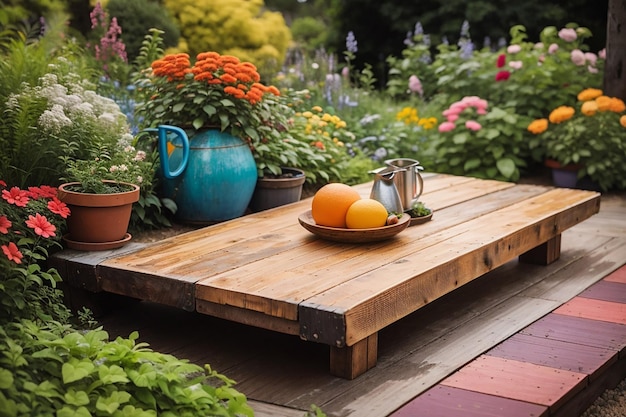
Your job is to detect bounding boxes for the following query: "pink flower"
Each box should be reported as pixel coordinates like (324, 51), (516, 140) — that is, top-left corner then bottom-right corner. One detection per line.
(2, 187), (29, 207)
(558, 28), (577, 42)
(598, 48), (606, 60)
(0, 180), (6, 187)
(588, 65), (599, 74)
(584, 52), (597, 66)
(408, 75), (423, 96)
(507, 44), (521, 54)
(25, 213), (56, 238)
(509, 60), (523, 70)
(2, 242), (23, 264)
(465, 120), (482, 131)
(496, 54), (506, 68)
(438, 121), (456, 132)
(48, 198), (71, 219)
(446, 114), (459, 123)
(0, 216), (11, 234)
(495, 71), (510, 81)
(570, 49), (586, 66)
(548, 43), (559, 54)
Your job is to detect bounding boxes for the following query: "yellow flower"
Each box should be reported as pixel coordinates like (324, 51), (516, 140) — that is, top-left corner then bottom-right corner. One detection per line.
(577, 88), (603, 102)
(548, 106), (575, 123)
(312, 105), (323, 112)
(418, 117), (438, 130)
(527, 118), (548, 134)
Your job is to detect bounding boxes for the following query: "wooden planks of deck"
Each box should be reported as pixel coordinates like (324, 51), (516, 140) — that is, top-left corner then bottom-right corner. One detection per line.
(93, 188), (626, 416)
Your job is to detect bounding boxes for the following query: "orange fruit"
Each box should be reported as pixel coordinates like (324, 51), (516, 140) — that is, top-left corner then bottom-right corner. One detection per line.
(345, 199), (389, 229)
(311, 183), (361, 228)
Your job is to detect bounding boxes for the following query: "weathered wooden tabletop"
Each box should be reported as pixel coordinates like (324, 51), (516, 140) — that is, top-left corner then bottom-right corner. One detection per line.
(51, 173), (601, 378)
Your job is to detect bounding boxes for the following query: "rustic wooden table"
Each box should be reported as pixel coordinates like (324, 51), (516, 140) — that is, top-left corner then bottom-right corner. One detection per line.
(50, 173), (601, 379)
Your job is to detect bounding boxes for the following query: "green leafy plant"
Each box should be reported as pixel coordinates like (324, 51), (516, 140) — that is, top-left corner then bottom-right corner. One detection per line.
(409, 201), (432, 217)
(0, 321), (255, 417)
(59, 137), (155, 194)
(527, 88), (626, 191)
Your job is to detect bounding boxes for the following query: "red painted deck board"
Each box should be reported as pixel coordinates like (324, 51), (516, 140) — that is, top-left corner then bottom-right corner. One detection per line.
(578, 280), (626, 304)
(554, 297), (626, 325)
(486, 333), (617, 380)
(604, 266), (626, 284)
(440, 355), (587, 410)
(390, 384), (548, 417)
(520, 313), (626, 352)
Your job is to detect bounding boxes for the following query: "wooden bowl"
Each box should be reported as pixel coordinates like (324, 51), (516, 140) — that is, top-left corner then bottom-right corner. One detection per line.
(298, 210), (410, 243)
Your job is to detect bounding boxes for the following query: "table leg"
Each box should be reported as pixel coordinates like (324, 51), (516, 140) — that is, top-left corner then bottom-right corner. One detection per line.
(329, 333), (378, 379)
(519, 234), (562, 265)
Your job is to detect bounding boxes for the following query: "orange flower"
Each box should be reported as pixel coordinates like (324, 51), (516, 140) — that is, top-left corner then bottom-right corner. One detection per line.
(548, 106), (575, 123)
(527, 118), (548, 134)
(577, 88), (603, 102)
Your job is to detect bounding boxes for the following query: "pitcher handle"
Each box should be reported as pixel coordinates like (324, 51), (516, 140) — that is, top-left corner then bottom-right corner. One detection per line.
(144, 125), (190, 179)
(415, 165), (424, 200)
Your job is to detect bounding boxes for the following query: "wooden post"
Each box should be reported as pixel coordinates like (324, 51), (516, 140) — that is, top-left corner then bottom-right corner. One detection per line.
(329, 333), (378, 379)
(519, 234), (562, 265)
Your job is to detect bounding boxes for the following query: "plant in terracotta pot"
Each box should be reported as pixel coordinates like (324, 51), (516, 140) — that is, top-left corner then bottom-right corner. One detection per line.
(58, 137), (155, 250)
(527, 88), (626, 191)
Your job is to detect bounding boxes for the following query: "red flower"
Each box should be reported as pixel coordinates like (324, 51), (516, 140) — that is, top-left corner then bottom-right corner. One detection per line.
(2, 242), (23, 264)
(495, 71), (511, 81)
(496, 54), (506, 68)
(0, 180), (6, 187)
(314, 141), (325, 150)
(28, 185), (58, 199)
(48, 198), (71, 218)
(25, 213), (56, 238)
(0, 215), (11, 234)
(2, 187), (29, 207)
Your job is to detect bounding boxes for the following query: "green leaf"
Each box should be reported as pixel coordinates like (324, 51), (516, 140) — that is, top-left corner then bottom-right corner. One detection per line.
(172, 103), (185, 112)
(57, 406), (92, 417)
(0, 368), (13, 389)
(496, 158), (516, 179)
(64, 389), (90, 406)
(62, 360), (94, 384)
(96, 391), (131, 414)
(464, 158), (481, 171)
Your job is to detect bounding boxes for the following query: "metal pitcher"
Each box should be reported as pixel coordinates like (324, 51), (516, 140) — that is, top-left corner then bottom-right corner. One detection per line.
(384, 158), (424, 210)
(369, 166), (404, 214)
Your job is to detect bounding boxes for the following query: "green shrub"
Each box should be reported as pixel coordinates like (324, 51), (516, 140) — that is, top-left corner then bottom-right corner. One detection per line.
(106, 0), (180, 62)
(0, 322), (255, 417)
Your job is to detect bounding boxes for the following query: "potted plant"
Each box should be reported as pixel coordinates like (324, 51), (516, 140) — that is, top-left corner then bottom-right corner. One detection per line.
(527, 88), (626, 191)
(135, 51), (284, 223)
(57, 138), (153, 250)
(247, 92), (356, 211)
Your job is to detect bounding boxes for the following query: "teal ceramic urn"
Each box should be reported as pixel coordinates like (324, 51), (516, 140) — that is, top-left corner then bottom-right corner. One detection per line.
(155, 126), (258, 224)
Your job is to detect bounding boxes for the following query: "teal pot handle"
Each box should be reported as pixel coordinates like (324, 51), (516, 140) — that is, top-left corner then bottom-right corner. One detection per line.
(144, 125), (190, 179)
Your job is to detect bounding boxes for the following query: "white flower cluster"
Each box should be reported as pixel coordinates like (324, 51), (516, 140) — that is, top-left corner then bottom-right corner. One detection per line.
(5, 71), (129, 137)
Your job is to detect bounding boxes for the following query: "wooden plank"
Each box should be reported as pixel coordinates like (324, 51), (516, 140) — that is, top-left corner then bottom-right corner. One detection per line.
(440, 355), (587, 411)
(390, 384), (549, 417)
(579, 280), (626, 304)
(520, 314), (626, 352)
(553, 297), (626, 325)
(486, 333), (618, 380)
(604, 265), (626, 284)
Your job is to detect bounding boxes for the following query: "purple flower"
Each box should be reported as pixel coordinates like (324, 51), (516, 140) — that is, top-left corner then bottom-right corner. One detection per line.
(346, 31), (358, 54)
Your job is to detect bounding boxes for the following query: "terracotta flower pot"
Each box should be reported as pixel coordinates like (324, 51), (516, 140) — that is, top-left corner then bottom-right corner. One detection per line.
(57, 181), (140, 250)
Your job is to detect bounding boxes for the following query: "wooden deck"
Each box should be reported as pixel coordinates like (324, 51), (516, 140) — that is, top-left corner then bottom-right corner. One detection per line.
(54, 177), (626, 416)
